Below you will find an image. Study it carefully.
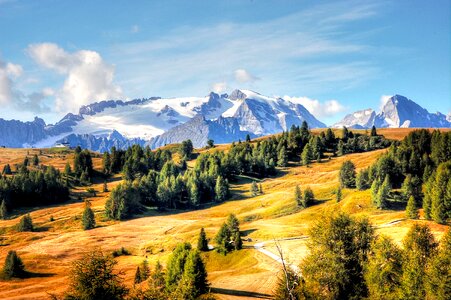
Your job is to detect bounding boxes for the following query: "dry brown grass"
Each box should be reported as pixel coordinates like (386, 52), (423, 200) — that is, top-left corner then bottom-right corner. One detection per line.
(0, 129), (449, 299)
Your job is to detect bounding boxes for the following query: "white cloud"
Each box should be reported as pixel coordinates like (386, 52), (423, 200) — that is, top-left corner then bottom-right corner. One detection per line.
(6, 63), (23, 78)
(211, 82), (227, 93)
(0, 60), (22, 105)
(28, 43), (123, 112)
(234, 69), (259, 84)
(282, 95), (346, 118)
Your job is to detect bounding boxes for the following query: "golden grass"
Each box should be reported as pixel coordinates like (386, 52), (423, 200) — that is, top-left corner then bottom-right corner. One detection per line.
(0, 129), (449, 299)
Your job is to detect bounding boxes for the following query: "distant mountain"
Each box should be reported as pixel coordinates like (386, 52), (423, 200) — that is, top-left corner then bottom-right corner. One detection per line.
(334, 94), (451, 129)
(0, 89), (326, 151)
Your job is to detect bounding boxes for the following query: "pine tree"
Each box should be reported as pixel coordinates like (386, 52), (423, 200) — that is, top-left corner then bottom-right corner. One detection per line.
(375, 176), (390, 209)
(406, 195), (419, 219)
(197, 228), (209, 251)
(180, 250), (209, 298)
(215, 223), (231, 255)
(294, 185), (303, 207)
(422, 175), (434, 220)
(337, 140), (345, 156)
(2, 250), (25, 279)
(425, 229), (451, 300)
(401, 224), (438, 299)
(259, 183), (263, 194)
(339, 160), (356, 188)
(215, 176), (228, 202)
(303, 186), (314, 208)
(365, 236), (402, 299)
(250, 181), (259, 196)
(336, 186), (342, 202)
(23, 156), (29, 167)
(301, 143), (312, 166)
(82, 202), (96, 230)
(134, 266), (142, 284)
(226, 214), (240, 236)
(64, 162), (72, 175)
(2, 164), (12, 175)
(32, 154), (39, 166)
(277, 146), (288, 167)
(103, 181), (108, 192)
(17, 214), (33, 232)
(356, 168), (370, 190)
(370, 126), (377, 136)
(140, 260), (150, 281)
(431, 163), (450, 224)
(233, 231), (243, 250)
(0, 200), (7, 220)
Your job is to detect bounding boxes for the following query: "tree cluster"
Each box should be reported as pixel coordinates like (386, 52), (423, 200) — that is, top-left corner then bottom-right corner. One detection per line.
(276, 213), (451, 300)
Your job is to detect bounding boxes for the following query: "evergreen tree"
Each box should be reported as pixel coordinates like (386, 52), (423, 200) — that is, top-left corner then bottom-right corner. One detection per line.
(406, 195), (419, 219)
(342, 126), (349, 140)
(64, 162), (72, 175)
(178, 250), (209, 299)
(134, 266), (142, 284)
(65, 250), (128, 300)
(375, 176), (390, 209)
(301, 143), (312, 166)
(105, 182), (141, 220)
(365, 236), (402, 299)
(431, 162), (450, 224)
(426, 229), (451, 300)
(206, 139), (215, 148)
(2, 250), (25, 279)
(277, 146), (288, 167)
(370, 126), (377, 137)
(215, 223), (231, 255)
(303, 187), (314, 208)
(103, 181), (108, 192)
(339, 160), (356, 188)
(336, 186), (342, 202)
(23, 156), (29, 167)
(226, 214), (240, 236)
(356, 168), (370, 190)
(250, 181), (259, 196)
(259, 183), (263, 194)
(2, 164), (12, 175)
(423, 174), (434, 220)
(401, 224), (438, 299)
(17, 214), (33, 232)
(0, 200), (7, 220)
(337, 140), (345, 156)
(302, 213), (374, 299)
(245, 134), (251, 143)
(102, 152), (112, 175)
(233, 231), (242, 250)
(294, 185), (302, 207)
(165, 242), (192, 291)
(32, 154), (39, 166)
(82, 202), (96, 230)
(180, 140), (194, 159)
(140, 260), (150, 281)
(197, 228), (209, 251)
(214, 176), (228, 202)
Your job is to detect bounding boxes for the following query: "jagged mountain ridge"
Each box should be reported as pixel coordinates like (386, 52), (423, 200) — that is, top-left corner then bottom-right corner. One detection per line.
(0, 89), (326, 151)
(334, 94), (451, 129)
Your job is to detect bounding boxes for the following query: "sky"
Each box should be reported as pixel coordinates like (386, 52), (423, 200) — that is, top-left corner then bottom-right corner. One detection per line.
(0, 0), (450, 126)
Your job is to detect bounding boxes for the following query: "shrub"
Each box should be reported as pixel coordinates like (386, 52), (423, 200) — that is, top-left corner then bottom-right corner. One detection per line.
(2, 250), (25, 279)
(17, 214), (33, 232)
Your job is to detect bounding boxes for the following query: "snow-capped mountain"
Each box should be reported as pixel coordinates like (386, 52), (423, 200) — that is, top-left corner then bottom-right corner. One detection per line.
(0, 89), (326, 151)
(333, 94), (451, 129)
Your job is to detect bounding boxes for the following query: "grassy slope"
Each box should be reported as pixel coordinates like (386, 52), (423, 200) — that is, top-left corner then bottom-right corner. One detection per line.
(0, 128), (449, 299)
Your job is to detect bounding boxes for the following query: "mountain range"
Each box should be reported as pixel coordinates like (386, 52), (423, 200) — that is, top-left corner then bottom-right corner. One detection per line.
(0, 91), (449, 152)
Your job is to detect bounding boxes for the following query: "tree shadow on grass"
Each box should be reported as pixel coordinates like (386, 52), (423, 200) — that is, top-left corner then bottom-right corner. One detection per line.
(210, 287), (272, 299)
(23, 271), (55, 278)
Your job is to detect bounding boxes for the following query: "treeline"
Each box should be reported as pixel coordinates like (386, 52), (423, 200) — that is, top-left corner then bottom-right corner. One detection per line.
(0, 164), (69, 215)
(338, 129), (451, 224)
(103, 123), (391, 218)
(276, 213), (451, 300)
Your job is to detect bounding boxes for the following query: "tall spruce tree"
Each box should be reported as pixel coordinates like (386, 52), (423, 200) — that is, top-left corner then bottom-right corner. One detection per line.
(0, 200), (7, 220)
(250, 181), (259, 196)
(301, 143), (312, 166)
(82, 201), (96, 230)
(294, 185), (302, 207)
(426, 229), (451, 300)
(2, 250), (25, 279)
(406, 195), (419, 219)
(215, 176), (228, 202)
(17, 214), (33, 232)
(197, 228), (208, 251)
(303, 187), (314, 208)
(365, 236), (402, 300)
(401, 224), (438, 299)
(339, 160), (356, 188)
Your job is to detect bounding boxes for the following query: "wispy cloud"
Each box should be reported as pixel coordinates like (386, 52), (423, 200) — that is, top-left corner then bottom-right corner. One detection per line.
(110, 1), (382, 98)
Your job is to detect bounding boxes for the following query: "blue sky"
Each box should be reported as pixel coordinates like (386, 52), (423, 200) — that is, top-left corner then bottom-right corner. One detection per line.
(0, 0), (449, 125)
